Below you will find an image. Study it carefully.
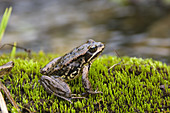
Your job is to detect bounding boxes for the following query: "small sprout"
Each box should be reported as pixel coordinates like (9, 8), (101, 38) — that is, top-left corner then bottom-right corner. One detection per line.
(10, 42), (17, 59)
(43, 102), (47, 110)
(23, 97), (28, 104)
(11, 106), (18, 113)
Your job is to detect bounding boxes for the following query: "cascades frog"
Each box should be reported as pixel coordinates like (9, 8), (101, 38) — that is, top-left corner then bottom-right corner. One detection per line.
(40, 39), (104, 103)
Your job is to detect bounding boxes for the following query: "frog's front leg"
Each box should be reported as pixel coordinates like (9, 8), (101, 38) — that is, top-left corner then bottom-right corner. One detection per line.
(40, 75), (72, 103)
(82, 64), (103, 95)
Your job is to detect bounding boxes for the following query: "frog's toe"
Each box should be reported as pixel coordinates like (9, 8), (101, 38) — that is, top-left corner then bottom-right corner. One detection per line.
(71, 94), (87, 99)
(87, 90), (103, 94)
(87, 87), (103, 94)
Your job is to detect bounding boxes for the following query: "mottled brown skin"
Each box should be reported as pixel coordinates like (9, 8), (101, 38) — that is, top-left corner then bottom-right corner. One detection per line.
(40, 39), (104, 103)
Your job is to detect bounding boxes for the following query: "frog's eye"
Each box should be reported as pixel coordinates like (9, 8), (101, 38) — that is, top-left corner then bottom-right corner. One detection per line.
(89, 46), (97, 53)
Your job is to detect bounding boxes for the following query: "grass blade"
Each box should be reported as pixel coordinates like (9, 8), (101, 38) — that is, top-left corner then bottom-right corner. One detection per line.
(0, 7), (12, 42)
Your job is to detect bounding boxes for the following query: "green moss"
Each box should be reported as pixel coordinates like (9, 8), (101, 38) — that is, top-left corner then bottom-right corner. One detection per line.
(0, 53), (169, 112)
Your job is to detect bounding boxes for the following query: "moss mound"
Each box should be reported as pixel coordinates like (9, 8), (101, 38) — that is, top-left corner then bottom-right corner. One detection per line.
(0, 52), (169, 112)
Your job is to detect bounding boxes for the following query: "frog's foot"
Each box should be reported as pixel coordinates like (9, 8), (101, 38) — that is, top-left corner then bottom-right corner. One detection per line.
(71, 97), (86, 99)
(71, 94), (87, 99)
(87, 90), (103, 94)
(87, 88), (103, 94)
(82, 88), (103, 96)
(53, 93), (86, 104)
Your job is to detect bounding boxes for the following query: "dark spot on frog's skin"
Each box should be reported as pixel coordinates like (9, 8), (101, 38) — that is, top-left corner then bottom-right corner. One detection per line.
(78, 58), (83, 63)
(52, 63), (55, 67)
(47, 68), (50, 72)
(66, 63), (69, 66)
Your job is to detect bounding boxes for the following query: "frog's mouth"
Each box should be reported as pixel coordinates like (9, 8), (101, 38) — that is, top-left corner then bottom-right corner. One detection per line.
(87, 46), (104, 62)
(93, 48), (104, 58)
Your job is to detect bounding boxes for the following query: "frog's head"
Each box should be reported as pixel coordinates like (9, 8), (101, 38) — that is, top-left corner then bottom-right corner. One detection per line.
(85, 39), (105, 62)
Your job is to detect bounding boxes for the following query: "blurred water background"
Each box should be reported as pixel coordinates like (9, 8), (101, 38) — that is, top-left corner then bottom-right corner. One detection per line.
(0, 0), (170, 64)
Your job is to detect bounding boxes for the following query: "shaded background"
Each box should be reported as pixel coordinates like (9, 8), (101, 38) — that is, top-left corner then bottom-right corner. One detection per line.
(0, 0), (170, 64)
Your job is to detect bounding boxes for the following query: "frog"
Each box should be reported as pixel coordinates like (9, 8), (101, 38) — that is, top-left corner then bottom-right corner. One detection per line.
(40, 39), (105, 103)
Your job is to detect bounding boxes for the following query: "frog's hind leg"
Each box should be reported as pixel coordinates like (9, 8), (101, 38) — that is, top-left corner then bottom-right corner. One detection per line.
(40, 75), (73, 103)
(81, 64), (103, 95)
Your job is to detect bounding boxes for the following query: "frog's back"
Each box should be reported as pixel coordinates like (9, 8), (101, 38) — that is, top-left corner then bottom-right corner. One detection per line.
(57, 43), (89, 68)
